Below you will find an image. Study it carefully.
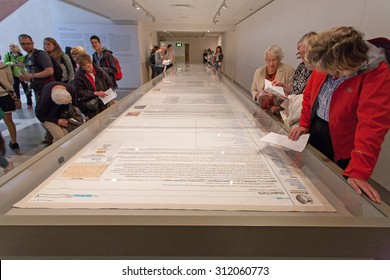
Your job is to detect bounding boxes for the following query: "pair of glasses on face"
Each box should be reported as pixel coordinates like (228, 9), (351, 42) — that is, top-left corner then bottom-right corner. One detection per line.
(265, 58), (279, 63)
(296, 51), (306, 59)
(20, 42), (33, 46)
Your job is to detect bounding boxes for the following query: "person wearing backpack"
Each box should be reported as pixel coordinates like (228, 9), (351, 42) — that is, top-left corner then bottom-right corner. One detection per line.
(18, 34), (54, 103)
(43, 37), (75, 83)
(90, 35), (119, 89)
(19, 34), (55, 144)
(149, 45), (159, 79)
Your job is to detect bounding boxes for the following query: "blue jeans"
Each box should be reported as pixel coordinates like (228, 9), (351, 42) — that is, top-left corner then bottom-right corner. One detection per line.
(155, 66), (164, 76)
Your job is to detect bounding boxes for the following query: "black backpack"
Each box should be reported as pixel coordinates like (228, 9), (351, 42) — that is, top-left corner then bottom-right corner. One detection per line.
(149, 53), (156, 65)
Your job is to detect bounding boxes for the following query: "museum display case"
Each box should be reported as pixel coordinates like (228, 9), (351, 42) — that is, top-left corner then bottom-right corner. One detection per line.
(0, 65), (389, 259)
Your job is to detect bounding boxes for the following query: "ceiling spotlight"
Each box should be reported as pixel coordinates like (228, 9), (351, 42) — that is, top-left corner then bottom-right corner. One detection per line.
(132, 0), (155, 21)
(213, 1), (228, 24)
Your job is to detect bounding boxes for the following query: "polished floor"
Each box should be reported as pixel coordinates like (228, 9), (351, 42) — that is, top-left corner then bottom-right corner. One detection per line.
(0, 89), (132, 176)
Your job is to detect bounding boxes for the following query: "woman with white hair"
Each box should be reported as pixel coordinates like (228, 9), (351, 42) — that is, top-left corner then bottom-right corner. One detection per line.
(250, 45), (294, 110)
(35, 81), (75, 142)
(3, 43), (32, 109)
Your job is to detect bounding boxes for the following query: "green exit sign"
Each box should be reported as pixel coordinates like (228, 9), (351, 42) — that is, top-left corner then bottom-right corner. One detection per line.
(176, 42), (182, 47)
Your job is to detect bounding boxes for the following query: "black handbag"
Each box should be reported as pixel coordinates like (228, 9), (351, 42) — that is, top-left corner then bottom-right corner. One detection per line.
(85, 97), (99, 111)
(60, 104), (86, 132)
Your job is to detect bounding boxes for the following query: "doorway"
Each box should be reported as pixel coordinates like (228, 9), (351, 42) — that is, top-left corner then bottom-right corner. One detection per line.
(185, 44), (189, 63)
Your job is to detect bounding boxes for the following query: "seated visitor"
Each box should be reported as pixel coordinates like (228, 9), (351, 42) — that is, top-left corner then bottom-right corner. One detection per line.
(250, 45), (294, 111)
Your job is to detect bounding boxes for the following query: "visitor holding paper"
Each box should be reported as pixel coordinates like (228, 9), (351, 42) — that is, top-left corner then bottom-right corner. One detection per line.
(288, 27), (390, 203)
(74, 54), (113, 119)
(250, 45), (294, 111)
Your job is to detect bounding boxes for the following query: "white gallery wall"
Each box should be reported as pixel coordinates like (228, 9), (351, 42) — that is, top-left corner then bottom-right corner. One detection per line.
(221, 0), (390, 187)
(0, 0), (142, 88)
(222, 0), (390, 90)
(0, 0), (112, 56)
(137, 22), (158, 83)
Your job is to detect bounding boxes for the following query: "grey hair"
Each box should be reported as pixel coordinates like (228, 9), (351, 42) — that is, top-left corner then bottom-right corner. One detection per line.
(9, 43), (21, 53)
(264, 45), (284, 61)
(297, 31), (317, 48)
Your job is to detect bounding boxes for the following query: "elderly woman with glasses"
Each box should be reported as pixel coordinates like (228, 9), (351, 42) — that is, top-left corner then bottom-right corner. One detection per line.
(250, 45), (294, 110)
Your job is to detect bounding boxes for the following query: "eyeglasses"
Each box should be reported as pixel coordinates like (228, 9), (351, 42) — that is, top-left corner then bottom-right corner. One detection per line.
(265, 58), (279, 63)
(20, 42), (33, 46)
(296, 51), (306, 59)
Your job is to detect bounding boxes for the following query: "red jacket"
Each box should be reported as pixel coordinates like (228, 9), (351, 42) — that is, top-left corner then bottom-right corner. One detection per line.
(300, 62), (390, 180)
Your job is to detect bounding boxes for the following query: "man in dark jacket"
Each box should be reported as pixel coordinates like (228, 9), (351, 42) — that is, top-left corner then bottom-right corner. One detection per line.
(35, 81), (75, 143)
(18, 34), (54, 103)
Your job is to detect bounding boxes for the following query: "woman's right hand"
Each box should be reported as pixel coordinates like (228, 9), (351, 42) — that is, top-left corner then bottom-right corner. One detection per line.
(58, 119), (69, 127)
(94, 91), (107, 98)
(288, 126), (308, 141)
(272, 80), (284, 87)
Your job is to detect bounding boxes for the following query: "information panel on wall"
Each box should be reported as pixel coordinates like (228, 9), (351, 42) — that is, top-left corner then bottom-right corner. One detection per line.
(53, 24), (141, 88)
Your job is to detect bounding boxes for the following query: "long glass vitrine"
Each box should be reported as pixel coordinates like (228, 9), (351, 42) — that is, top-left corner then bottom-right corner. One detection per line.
(0, 64), (389, 259)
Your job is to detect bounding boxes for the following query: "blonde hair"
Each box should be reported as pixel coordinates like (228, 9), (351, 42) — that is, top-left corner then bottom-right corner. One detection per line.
(306, 26), (368, 75)
(264, 45), (284, 61)
(43, 37), (64, 60)
(70, 46), (86, 56)
(70, 46), (86, 62)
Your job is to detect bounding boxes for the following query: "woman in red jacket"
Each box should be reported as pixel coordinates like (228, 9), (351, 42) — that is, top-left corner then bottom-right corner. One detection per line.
(289, 26), (390, 203)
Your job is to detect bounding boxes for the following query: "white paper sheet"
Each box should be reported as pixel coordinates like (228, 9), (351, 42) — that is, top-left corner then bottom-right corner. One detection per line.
(260, 132), (310, 152)
(264, 79), (285, 96)
(99, 88), (117, 105)
(162, 59), (171, 65)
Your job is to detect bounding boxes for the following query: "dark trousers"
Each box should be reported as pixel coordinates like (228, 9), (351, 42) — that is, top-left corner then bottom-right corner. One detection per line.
(309, 115), (350, 170)
(155, 66), (164, 76)
(151, 65), (157, 79)
(13, 76), (32, 106)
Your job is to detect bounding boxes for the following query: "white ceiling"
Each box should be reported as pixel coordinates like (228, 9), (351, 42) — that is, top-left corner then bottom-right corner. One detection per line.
(60, 0), (273, 37)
